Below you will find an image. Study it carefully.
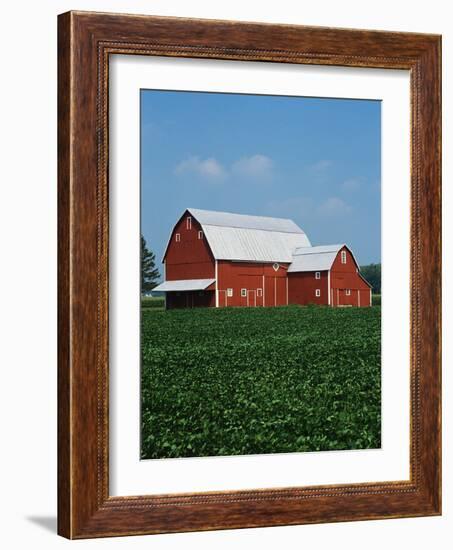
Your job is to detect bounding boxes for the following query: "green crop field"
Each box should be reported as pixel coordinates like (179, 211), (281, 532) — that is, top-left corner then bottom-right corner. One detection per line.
(141, 296), (165, 309)
(141, 305), (381, 459)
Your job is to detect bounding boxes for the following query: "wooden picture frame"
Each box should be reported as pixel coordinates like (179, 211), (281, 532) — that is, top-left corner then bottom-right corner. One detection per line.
(58, 11), (441, 539)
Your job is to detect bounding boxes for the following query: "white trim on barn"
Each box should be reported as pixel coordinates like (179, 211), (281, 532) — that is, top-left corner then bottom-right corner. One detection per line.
(328, 270), (331, 306)
(217, 289), (227, 307)
(215, 260), (219, 308)
(163, 260), (167, 309)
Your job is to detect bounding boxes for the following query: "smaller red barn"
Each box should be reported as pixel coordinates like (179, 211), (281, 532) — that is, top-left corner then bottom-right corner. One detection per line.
(152, 208), (372, 308)
(288, 244), (372, 307)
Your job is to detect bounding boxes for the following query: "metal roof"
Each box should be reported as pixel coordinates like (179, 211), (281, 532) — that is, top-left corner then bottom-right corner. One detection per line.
(188, 208), (304, 234)
(293, 244), (345, 255)
(288, 244), (345, 272)
(202, 226), (309, 263)
(185, 208), (311, 262)
(152, 278), (216, 292)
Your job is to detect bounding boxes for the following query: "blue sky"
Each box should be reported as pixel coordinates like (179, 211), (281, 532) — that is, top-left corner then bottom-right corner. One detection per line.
(141, 90), (381, 277)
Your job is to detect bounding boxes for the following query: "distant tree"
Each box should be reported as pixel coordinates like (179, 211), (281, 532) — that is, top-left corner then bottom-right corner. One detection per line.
(360, 263), (381, 294)
(141, 235), (160, 294)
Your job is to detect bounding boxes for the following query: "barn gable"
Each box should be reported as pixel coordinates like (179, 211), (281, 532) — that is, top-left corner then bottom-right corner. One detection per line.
(162, 212), (215, 282)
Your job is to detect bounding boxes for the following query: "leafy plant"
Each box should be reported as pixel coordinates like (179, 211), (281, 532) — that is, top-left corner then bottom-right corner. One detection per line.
(141, 296), (165, 309)
(141, 305), (381, 459)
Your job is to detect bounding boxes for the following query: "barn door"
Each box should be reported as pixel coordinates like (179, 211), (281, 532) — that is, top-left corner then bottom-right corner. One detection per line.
(247, 290), (256, 307)
(218, 290), (227, 308)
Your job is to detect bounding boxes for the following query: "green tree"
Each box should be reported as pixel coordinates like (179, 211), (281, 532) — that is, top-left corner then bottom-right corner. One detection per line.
(360, 263), (381, 294)
(141, 235), (160, 294)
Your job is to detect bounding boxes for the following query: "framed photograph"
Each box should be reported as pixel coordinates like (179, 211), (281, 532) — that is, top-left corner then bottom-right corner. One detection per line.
(58, 11), (441, 538)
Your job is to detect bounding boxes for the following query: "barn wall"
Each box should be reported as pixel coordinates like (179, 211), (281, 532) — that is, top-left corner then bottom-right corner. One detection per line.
(330, 288), (372, 307)
(332, 288), (356, 307)
(288, 271), (329, 305)
(165, 214), (215, 281)
(358, 288), (372, 307)
(217, 261), (289, 307)
(330, 246), (372, 307)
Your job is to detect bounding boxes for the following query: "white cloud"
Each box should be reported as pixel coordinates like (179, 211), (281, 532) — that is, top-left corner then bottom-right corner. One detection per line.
(174, 153), (274, 183)
(310, 159), (332, 172)
(232, 154), (273, 180)
(341, 178), (361, 192)
(317, 197), (352, 217)
(174, 156), (226, 181)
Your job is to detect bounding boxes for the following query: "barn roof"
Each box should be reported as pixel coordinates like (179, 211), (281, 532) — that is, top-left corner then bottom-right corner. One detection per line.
(187, 208), (311, 263)
(188, 208), (304, 234)
(152, 278), (216, 292)
(288, 244), (347, 272)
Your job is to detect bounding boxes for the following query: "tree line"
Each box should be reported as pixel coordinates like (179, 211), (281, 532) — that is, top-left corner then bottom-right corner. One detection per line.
(141, 235), (160, 294)
(360, 263), (381, 294)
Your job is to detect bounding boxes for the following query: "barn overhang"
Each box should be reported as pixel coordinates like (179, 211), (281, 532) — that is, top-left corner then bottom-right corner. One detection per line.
(152, 278), (216, 292)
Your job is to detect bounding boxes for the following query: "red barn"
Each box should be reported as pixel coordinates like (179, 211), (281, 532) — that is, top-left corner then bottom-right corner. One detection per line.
(153, 208), (372, 308)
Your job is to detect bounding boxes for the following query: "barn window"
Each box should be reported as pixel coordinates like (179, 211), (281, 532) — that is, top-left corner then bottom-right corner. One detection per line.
(241, 288), (247, 297)
(273, 263), (280, 272)
(227, 288), (233, 297)
(186, 216), (192, 230)
(315, 271), (321, 279)
(315, 289), (321, 297)
(346, 289), (351, 296)
(175, 233), (181, 242)
(341, 250), (347, 264)
(257, 288), (263, 297)
(198, 230), (203, 239)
